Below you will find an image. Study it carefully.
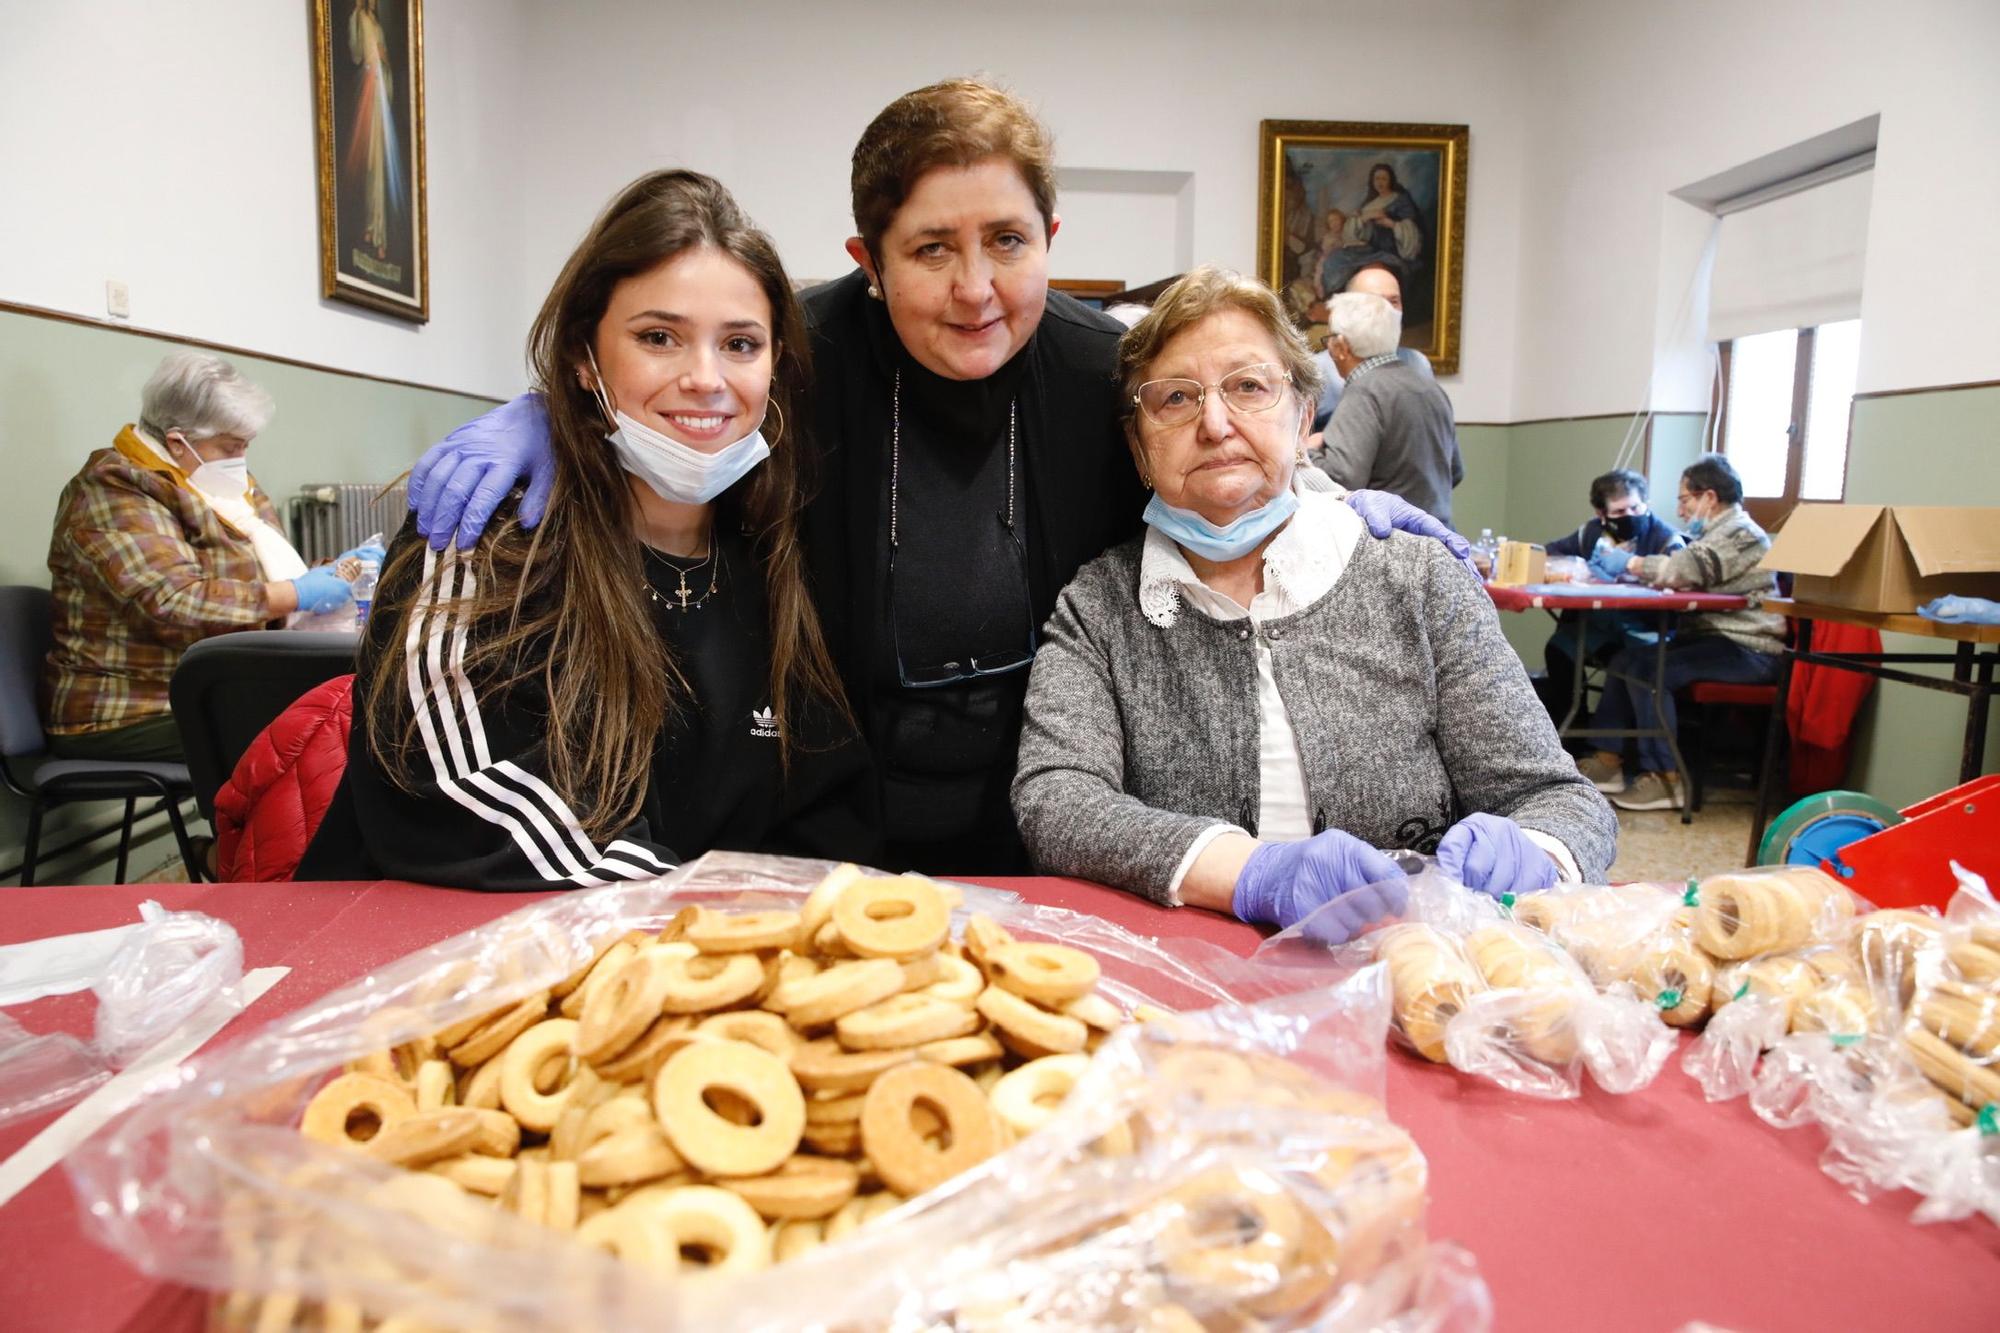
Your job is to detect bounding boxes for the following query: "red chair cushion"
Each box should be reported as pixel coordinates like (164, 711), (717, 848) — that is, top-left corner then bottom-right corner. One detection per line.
(1687, 681), (1778, 706)
(213, 675), (354, 882)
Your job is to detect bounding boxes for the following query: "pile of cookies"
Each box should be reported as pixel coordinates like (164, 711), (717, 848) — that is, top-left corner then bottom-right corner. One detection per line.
(1893, 913), (2000, 1129)
(214, 866), (1438, 1329)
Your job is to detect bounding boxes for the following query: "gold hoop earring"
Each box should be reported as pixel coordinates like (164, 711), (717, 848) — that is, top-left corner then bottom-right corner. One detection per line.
(765, 396), (786, 448)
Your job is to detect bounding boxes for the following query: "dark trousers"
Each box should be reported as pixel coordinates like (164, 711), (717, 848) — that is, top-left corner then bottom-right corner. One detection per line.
(47, 713), (185, 762)
(1591, 636), (1779, 772)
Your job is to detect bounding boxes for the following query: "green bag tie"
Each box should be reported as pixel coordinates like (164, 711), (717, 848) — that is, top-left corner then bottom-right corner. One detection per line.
(1831, 1033), (1862, 1048)
(1499, 892), (1517, 913)
(1732, 981), (1750, 1001)
(1683, 879), (1700, 908)
(1978, 1103), (1998, 1137)
(1657, 988), (1684, 1011)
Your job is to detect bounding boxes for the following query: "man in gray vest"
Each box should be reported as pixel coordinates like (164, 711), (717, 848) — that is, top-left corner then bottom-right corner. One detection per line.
(1311, 291), (1464, 527)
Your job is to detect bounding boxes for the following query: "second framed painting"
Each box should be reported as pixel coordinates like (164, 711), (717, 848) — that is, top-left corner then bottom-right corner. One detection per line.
(311, 0), (429, 322)
(1258, 120), (1467, 373)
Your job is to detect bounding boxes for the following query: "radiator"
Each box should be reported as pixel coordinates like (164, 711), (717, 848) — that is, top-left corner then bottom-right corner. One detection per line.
(286, 482), (408, 564)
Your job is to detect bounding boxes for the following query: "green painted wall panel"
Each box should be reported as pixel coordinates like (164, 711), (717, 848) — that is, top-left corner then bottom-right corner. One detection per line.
(0, 308), (499, 883)
(1835, 387), (2000, 808)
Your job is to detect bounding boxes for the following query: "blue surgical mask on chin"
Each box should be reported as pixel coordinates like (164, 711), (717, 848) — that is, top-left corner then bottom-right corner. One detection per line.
(1143, 489), (1300, 562)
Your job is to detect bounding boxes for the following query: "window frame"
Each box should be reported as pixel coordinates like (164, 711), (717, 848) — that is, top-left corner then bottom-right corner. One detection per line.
(1714, 323), (1853, 530)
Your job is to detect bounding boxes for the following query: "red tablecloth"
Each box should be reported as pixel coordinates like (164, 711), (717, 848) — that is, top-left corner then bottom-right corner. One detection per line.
(3, 880), (1996, 1332)
(1485, 583), (1750, 614)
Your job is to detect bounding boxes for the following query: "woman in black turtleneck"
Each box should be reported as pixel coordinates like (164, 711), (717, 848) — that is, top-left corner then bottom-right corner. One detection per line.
(409, 80), (1468, 878)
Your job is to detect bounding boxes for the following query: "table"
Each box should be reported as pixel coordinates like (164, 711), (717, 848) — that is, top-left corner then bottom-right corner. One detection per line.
(1486, 583), (1752, 825)
(1748, 598), (2000, 863)
(3, 879), (1995, 1332)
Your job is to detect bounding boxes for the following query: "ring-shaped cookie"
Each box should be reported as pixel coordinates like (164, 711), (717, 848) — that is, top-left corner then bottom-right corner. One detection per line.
(686, 909), (804, 955)
(658, 950), (768, 1015)
(716, 1154), (861, 1220)
(447, 991), (552, 1069)
(859, 1061), (1003, 1197)
(777, 958), (905, 1028)
(917, 954), (985, 1008)
(989, 1053), (1090, 1138)
(577, 948), (683, 1063)
(576, 1123), (686, 1188)
(975, 984), (1088, 1054)
(598, 1184), (772, 1275)
(302, 1072), (415, 1149)
(832, 877), (950, 961)
(789, 1036), (918, 1093)
(987, 942), (1100, 1006)
(591, 1016), (700, 1083)
(835, 993), (982, 1051)
(652, 1042), (805, 1177)
(697, 1009), (803, 1060)
(366, 1107), (508, 1168)
(962, 915), (1015, 973)
(917, 1032), (1005, 1067)
(1154, 1168), (1305, 1302)
(499, 1018), (582, 1132)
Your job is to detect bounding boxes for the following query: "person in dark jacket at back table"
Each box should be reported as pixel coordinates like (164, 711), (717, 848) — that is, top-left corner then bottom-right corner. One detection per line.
(1537, 468), (1686, 734)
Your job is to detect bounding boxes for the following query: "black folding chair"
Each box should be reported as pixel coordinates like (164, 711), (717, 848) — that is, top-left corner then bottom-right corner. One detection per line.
(0, 586), (204, 886)
(170, 630), (359, 824)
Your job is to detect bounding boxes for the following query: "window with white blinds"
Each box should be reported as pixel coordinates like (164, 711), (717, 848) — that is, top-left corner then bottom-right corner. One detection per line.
(1706, 168), (1873, 345)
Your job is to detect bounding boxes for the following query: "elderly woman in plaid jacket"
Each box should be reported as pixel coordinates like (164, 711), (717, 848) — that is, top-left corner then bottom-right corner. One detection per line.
(40, 352), (371, 762)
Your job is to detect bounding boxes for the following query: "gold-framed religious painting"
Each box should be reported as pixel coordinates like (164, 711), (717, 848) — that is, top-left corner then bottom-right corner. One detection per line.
(311, 0), (429, 322)
(1257, 120), (1467, 373)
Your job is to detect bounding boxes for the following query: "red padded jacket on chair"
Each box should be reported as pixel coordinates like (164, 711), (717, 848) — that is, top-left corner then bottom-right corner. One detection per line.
(213, 674), (354, 882)
(1788, 622), (1881, 795)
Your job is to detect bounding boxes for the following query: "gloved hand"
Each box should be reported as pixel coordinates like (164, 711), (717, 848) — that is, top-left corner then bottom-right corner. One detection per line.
(335, 540), (387, 567)
(1435, 813), (1560, 897)
(1231, 829), (1406, 931)
(291, 567), (354, 616)
(409, 393), (556, 551)
(1344, 490), (1479, 579)
(1588, 545), (1634, 581)
(1297, 878), (1411, 946)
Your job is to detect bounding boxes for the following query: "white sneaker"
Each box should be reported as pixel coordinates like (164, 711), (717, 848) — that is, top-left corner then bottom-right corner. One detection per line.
(1612, 771), (1685, 811)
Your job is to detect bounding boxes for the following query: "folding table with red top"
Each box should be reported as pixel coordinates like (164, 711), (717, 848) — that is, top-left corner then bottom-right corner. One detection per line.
(1485, 582), (1753, 826)
(2, 878), (1994, 1332)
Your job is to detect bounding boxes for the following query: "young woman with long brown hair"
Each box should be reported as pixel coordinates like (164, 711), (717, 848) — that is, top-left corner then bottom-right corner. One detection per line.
(299, 170), (876, 888)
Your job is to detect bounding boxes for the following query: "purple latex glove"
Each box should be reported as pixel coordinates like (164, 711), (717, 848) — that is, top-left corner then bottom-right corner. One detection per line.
(1435, 813), (1560, 897)
(1296, 878), (1411, 946)
(409, 393), (556, 551)
(1232, 829), (1406, 931)
(1344, 489), (1478, 578)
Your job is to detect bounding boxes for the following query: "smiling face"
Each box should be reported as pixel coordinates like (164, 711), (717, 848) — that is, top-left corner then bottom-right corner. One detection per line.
(847, 156), (1056, 382)
(588, 246), (774, 451)
(1132, 307), (1307, 528)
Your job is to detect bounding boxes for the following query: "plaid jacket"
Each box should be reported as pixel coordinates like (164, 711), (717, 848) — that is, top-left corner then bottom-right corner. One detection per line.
(41, 425), (283, 736)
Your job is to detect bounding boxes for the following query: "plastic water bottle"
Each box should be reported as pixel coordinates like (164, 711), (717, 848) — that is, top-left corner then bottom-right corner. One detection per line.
(351, 559), (380, 629)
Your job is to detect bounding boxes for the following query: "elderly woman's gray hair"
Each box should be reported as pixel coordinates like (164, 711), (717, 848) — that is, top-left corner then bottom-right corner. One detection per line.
(1327, 292), (1402, 360)
(1116, 265), (1323, 425)
(138, 351), (275, 442)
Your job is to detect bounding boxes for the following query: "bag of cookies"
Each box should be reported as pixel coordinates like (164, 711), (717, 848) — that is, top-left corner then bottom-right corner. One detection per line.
(69, 852), (1490, 1331)
(1743, 862), (2000, 1225)
(1261, 866), (1677, 1100)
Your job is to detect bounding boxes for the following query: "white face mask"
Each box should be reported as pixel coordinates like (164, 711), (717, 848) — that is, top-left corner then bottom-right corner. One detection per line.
(172, 435), (250, 501)
(586, 348), (771, 505)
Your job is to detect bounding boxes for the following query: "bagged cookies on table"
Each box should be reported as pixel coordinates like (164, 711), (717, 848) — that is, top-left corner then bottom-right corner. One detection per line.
(1740, 862), (2000, 1227)
(73, 851), (1489, 1332)
(1261, 865), (1677, 1100)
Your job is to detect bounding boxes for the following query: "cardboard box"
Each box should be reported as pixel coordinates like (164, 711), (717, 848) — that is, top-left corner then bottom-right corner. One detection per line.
(1759, 504), (2000, 613)
(1491, 541), (1547, 586)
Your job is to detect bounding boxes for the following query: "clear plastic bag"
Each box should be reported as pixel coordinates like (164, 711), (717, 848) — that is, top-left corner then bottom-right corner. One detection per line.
(70, 853), (1491, 1331)
(1260, 866), (1675, 1100)
(0, 901), (243, 1125)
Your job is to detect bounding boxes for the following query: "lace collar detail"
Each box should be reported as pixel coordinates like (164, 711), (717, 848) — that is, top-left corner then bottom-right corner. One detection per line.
(1137, 482), (1362, 628)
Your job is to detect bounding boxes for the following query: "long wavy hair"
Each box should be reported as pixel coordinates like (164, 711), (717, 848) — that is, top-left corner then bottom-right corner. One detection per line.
(362, 170), (846, 839)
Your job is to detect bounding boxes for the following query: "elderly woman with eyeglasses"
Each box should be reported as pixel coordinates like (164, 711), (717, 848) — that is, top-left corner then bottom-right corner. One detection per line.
(1012, 267), (1616, 935)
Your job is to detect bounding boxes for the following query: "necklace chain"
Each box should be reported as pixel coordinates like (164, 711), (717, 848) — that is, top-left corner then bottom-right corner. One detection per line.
(643, 527), (719, 612)
(890, 367), (1016, 550)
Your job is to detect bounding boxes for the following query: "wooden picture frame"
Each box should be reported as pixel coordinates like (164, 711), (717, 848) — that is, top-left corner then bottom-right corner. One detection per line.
(1049, 278), (1128, 310)
(311, 0), (429, 322)
(1257, 120), (1467, 373)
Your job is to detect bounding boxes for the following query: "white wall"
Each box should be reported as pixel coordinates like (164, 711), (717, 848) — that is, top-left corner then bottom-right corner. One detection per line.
(506, 0), (1534, 423)
(0, 0), (531, 400)
(1512, 0), (2000, 420)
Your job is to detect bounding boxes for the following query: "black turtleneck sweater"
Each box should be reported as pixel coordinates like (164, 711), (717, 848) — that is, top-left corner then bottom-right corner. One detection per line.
(801, 271), (1146, 874)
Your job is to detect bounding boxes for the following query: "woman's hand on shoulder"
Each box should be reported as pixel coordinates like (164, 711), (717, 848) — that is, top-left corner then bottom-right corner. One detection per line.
(410, 393), (555, 552)
(1345, 491), (1477, 577)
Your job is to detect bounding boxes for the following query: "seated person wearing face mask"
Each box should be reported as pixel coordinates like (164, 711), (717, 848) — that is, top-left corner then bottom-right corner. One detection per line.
(297, 171), (877, 890)
(41, 352), (364, 763)
(1536, 468), (1685, 732)
(1579, 454), (1784, 813)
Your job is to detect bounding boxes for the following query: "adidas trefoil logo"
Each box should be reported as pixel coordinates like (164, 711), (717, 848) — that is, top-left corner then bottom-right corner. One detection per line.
(749, 706), (779, 739)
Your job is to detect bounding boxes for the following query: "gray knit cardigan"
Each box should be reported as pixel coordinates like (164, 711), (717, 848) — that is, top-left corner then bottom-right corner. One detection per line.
(1012, 532), (1618, 905)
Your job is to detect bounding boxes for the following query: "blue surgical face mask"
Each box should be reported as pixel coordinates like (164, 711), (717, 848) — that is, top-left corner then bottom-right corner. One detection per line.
(1143, 489), (1300, 562)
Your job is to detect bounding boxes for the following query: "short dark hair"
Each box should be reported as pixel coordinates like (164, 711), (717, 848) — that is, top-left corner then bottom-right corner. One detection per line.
(1590, 468), (1648, 511)
(1681, 453), (1744, 505)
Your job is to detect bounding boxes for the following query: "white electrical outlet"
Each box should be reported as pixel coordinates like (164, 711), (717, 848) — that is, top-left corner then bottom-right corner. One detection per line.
(105, 280), (130, 319)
